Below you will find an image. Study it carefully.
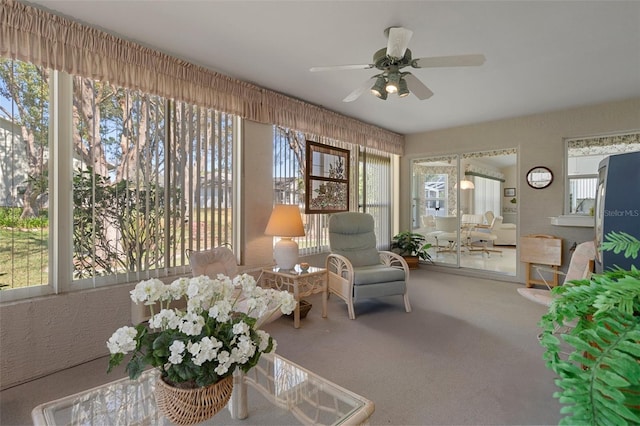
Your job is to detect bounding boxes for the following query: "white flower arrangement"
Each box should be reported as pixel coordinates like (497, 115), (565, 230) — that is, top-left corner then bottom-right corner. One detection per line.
(107, 273), (296, 388)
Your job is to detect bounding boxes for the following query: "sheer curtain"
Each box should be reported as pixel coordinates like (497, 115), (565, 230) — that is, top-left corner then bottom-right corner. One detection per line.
(473, 176), (501, 221)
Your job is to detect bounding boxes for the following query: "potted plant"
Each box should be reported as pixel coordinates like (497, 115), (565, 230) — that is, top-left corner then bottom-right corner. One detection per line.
(107, 273), (296, 425)
(391, 231), (432, 269)
(539, 231), (640, 425)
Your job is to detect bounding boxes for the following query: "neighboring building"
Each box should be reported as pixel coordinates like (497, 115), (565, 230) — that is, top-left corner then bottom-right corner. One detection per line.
(0, 116), (28, 208)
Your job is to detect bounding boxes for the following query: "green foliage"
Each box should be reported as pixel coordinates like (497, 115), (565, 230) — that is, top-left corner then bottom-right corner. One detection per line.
(601, 231), (640, 261)
(0, 207), (48, 229)
(72, 167), (171, 278)
(539, 232), (640, 425)
(391, 231), (433, 262)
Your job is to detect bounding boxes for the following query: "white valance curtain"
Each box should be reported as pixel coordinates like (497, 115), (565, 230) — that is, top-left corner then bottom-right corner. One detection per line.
(0, 0), (404, 155)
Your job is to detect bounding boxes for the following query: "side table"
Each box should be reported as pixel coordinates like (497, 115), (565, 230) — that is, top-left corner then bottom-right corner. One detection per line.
(260, 265), (328, 328)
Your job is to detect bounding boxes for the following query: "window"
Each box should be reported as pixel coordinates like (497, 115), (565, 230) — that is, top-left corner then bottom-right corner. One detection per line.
(273, 127), (328, 255)
(273, 127), (393, 252)
(359, 149), (392, 249)
(0, 59), (50, 291)
(421, 174), (448, 218)
(566, 132), (640, 215)
(0, 58), (237, 299)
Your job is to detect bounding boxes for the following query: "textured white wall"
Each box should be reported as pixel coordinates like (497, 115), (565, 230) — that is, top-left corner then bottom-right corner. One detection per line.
(0, 283), (133, 389)
(401, 97), (640, 282)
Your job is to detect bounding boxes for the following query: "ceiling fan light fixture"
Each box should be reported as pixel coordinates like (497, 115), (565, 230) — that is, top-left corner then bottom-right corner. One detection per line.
(385, 72), (400, 94)
(370, 76), (387, 98)
(398, 78), (410, 97)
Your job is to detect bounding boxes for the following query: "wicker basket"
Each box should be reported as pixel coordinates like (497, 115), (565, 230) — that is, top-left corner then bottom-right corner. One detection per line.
(154, 374), (233, 425)
(286, 299), (312, 319)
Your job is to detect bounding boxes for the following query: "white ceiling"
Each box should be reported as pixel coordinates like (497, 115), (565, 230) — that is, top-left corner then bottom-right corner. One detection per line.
(26, 0), (640, 135)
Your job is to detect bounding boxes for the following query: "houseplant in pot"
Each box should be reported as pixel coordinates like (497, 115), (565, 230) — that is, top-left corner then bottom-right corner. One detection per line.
(539, 231), (640, 425)
(107, 273), (296, 425)
(391, 231), (432, 269)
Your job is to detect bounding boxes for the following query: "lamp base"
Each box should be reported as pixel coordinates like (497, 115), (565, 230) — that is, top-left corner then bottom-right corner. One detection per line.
(274, 238), (299, 270)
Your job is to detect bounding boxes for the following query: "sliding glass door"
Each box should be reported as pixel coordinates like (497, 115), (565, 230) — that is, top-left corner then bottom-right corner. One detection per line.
(412, 155), (461, 267)
(411, 149), (517, 276)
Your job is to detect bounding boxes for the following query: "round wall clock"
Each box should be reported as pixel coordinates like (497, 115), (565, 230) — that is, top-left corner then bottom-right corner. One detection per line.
(526, 166), (553, 189)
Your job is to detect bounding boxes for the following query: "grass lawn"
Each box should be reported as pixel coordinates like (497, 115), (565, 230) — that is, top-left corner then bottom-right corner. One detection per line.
(0, 227), (49, 289)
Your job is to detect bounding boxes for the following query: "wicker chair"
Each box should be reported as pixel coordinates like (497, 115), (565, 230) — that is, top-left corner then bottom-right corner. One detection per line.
(187, 246), (283, 327)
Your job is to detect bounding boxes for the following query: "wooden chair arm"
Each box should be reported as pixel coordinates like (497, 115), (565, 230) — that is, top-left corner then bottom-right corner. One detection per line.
(325, 253), (354, 282)
(378, 251), (410, 280)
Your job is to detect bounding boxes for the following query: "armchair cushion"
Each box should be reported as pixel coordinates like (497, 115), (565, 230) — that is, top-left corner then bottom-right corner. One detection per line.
(329, 212), (380, 267)
(353, 264), (406, 285)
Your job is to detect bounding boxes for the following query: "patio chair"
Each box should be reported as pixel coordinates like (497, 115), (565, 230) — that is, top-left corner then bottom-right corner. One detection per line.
(429, 216), (460, 254)
(326, 212), (411, 320)
(466, 215), (502, 257)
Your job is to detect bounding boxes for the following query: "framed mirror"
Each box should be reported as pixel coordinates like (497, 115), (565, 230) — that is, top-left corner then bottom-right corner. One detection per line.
(526, 166), (553, 189)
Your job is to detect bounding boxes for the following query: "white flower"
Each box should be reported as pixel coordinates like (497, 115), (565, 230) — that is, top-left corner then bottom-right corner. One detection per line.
(215, 362), (230, 376)
(232, 321), (250, 336)
(149, 309), (180, 330)
(232, 334), (256, 363)
(168, 352), (184, 364)
(188, 336), (222, 366)
(209, 299), (233, 322)
(168, 277), (190, 300)
(179, 312), (205, 336)
(256, 329), (271, 352)
(233, 273), (257, 293)
(130, 278), (168, 305)
(107, 326), (138, 354)
(168, 340), (185, 365)
(278, 291), (297, 315)
(110, 273), (292, 386)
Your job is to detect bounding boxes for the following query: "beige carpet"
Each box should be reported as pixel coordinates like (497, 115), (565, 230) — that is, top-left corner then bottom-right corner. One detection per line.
(0, 268), (560, 425)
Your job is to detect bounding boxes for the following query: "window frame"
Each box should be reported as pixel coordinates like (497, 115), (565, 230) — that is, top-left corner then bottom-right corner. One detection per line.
(0, 67), (242, 303)
(564, 132), (640, 216)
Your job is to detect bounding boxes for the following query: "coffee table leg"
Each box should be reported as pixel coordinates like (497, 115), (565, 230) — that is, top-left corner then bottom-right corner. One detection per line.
(294, 301), (301, 328)
(228, 369), (248, 419)
(322, 286), (328, 318)
(293, 282), (301, 328)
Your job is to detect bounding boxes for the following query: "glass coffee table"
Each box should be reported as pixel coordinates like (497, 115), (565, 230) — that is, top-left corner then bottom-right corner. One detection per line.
(32, 352), (374, 425)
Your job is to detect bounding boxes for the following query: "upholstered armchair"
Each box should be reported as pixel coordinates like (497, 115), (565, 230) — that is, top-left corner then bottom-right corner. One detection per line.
(325, 212), (411, 320)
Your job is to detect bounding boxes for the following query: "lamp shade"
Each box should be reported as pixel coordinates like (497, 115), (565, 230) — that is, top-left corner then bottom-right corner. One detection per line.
(454, 179), (475, 190)
(264, 204), (305, 237)
(459, 179), (475, 190)
(265, 204), (305, 270)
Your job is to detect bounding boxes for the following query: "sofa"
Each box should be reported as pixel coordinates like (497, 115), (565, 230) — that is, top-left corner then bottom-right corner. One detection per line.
(485, 211), (516, 245)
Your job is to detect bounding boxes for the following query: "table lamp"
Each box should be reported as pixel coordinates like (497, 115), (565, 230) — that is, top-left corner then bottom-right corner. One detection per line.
(264, 204), (305, 270)
(454, 179), (475, 190)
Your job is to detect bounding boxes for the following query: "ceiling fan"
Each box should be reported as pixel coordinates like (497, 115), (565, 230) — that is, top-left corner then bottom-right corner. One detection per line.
(310, 27), (485, 102)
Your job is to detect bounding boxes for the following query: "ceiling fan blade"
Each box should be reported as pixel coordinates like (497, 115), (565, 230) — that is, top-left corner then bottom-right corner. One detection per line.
(310, 64), (374, 72)
(412, 54), (486, 68)
(343, 77), (377, 102)
(404, 73), (434, 100)
(386, 27), (413, 59)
